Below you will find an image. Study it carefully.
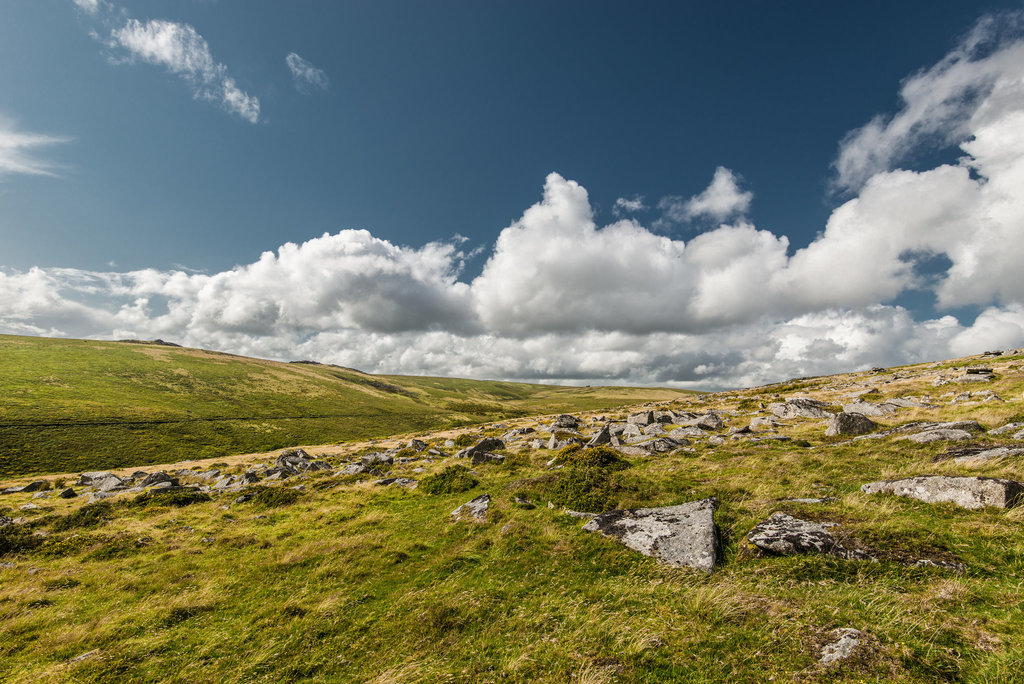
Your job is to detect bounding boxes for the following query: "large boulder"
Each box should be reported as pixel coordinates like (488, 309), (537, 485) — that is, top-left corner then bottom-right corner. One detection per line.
(769, 397), (834, 420)
(456, 437), (505, 460)
(550, 414), (580, 429)
(842, 400), (898, 417)
(582, 498), (720, 573)
(626, 411), (655, 426)
(825, 412), (878, 437)
(902, 429), (973, 444)
(861, 476), (1024, 509)
(745, 513), (870, 560)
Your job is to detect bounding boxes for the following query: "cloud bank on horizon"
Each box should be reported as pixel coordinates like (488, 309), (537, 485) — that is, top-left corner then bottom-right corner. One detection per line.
(3, 12), (1024, 388)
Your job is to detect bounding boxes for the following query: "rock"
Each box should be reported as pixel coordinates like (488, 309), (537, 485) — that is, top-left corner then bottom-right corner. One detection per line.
(825, 412), (878, 437)
(819, 628), (863, 666)
(695, 411), (726, 431)
(94, 475), (126, 492)
(745, 513), (870, 560)
(550, 414), (580, 429)
(375, 478), (418, 488)
(470, 452), (505, 465)
(337, 463), (369, 476)
(966, 367), (993, 374)
(361, 453), (394, 467)
(642, 423), (666, 436)
(0, 516), (12, 528)
(407, 439), (428, 451)
(139, 472), (176, 488)
(586, 425), (612, 447)
(902, 429), (974, 444)
(77, 472), (116, 487)
(513, 497), (535, 509)
(842, 400), (897, 417)
(626, 411), (655, 426)
(582, 498), (720, 573)
(769, 397), (834, 420)
(989, 422), (1024, 436)
(58, 487), (77, 499)
(953, 447), (1024, 466)
(620, 423), (644, 438)
(885, 397), (934, 408)
(451, 494), (490, 521)
(749, 417), (777, 429)
(861, 476), (1024, 509)
(708, 436), (727, 446)
(456, 437), (505, 460)
(502, 427), (535, 441)
(672, 426), (709, 438)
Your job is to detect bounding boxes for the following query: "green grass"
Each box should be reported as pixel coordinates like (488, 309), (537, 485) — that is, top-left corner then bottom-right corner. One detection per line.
(2, 344), (1024, 680)
(0, 334), (694, 477)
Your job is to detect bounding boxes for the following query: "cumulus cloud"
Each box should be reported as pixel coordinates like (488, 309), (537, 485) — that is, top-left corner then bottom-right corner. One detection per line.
(833, 11), (1024, 192)
(7, 9), (1024, 387)
(659, 167), (752, 223)
(612, 195), (646, 216)
(286, 52), (328, 92)
(109, 18), (260, 123)
(0, 118), (68, 178)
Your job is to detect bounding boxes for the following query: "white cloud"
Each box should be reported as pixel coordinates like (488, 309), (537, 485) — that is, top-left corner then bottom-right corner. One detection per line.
(833, 11), (1024, 192)
(612, 195), (646, 216)
(659, 167), (752, 223)
(286, 52), (328, 92)
(72, 0), (102, 14)
(0, 118), (68, 178)
(110, 18), (260, 123)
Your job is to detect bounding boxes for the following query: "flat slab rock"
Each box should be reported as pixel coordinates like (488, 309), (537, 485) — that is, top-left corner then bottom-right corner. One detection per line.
(451, 494), (490, 521)
(746, 512), (870, 560)
(582, 498), (720, 573)
(862, 476), (1024, 509)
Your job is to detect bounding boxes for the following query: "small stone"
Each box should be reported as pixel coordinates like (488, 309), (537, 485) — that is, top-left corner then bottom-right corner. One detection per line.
(819, 628), (863, 666)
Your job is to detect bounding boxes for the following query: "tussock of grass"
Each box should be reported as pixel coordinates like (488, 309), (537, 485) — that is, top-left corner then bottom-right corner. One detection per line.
(418, 465), (478, 495)
(51, 503), (114, 532)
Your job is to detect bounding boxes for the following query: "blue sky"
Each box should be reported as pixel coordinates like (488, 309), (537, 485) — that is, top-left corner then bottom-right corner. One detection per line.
(2, 1), (1024, 388)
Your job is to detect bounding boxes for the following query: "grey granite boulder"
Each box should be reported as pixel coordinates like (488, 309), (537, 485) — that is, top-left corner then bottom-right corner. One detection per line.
(550, 414), (580, 429)
(902, 429), (973, 444)
(586, 425), (612, 447)
(769, 397), (834, 420)
(456, 437), (505, 460)
(861, 475), (1024, 509)
(842, 400), (898, 417)
(451, 494), (490, 521)
(745, 513), (870, 560)
(626, 411), (655, 426)
(582, 498), (720, 573)
(825, 412), (878, 437)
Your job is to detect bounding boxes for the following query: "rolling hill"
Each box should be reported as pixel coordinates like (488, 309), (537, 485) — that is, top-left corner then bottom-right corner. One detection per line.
(0, 334), (693, 477)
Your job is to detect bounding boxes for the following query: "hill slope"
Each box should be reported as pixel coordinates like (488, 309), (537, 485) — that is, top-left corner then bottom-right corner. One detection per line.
(0, 334), (693, 477)
(2, 348), (1024, 681)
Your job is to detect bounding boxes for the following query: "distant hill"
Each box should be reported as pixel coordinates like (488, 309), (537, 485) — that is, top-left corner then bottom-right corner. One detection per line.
(0, 334), (694, 477)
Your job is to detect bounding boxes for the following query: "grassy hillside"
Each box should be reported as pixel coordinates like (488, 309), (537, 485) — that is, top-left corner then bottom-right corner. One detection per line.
(0, 334), (692, 477)
(2, 351), (1024, 681)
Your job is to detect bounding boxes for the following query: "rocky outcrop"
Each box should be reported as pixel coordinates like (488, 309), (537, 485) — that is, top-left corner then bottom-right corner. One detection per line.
(769, 397), (834, 420)
(842, 400), (898, 417)
(902, 429), (973, 443)
(861, 476), (1024, 509)
(582, 498), (720, 573)
(745, 513), (870, 560)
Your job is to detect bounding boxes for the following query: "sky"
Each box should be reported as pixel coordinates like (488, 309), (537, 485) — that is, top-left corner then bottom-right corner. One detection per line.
(2, 1), (1024, 389)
